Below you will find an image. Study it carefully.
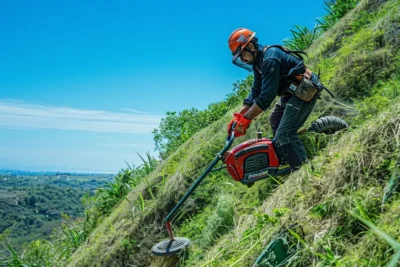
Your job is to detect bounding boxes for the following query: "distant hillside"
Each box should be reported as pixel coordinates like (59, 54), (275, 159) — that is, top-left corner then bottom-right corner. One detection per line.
(0, 173), (108, 252)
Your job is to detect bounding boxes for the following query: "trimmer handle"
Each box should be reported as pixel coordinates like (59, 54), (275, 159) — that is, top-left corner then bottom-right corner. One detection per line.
(227, 122), (237, 141)
(164, 121), (237, 226)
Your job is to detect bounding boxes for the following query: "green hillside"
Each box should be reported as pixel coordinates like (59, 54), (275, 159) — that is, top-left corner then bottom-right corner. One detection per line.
(0, 173), (110, 254)
(2, 0), (400, 266)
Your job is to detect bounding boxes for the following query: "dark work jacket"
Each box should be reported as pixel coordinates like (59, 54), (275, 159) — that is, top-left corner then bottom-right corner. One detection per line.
(243, 44), (306, 110)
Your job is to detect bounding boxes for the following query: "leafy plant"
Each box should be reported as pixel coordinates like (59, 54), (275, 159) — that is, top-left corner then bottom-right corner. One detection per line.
(52, 213), (88, 260)
(92, 152), (158, 216)
(22, 239), (58, 267)
(283, 24), (322, 50)
(283, 0), (360, 50)
(199, 194), (235, 248)
(0, 230), (27, 267)
(95, 177), (131, 215)
(316, 0), (359, 31)
(352, 213), (400, 267)
(288, 230), (342, 266)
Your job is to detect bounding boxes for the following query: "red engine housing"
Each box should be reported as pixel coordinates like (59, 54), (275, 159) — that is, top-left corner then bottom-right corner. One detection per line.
(223, 138), (289, 184)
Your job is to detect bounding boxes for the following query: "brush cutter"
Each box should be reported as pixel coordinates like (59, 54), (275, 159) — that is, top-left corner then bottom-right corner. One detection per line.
(151, 115), (348, 256)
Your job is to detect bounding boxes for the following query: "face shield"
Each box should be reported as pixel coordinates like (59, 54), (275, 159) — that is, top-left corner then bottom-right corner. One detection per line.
(232, 46), (253, 72)
(233, 57), (253, 72)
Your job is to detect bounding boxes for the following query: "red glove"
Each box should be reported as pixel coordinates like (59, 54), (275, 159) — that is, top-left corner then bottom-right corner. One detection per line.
(227, 113), (252, 137)
(227, 113), (241, 134)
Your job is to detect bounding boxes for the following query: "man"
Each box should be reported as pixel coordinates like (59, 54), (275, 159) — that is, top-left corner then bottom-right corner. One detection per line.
(227, 28), (321, 171)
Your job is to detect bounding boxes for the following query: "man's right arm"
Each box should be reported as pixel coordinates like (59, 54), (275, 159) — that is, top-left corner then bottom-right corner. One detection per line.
(238, 104), (250, 114)
(242, 71), (262, 112)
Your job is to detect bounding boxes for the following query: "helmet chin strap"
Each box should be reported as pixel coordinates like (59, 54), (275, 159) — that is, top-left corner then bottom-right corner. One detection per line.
(244, 47), (257, 64)
(252, 50), (257, 61)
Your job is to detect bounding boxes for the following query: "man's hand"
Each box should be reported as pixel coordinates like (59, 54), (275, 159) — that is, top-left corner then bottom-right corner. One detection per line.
(234, 114), (252, 137)
(227, 113), (252, 137)
(227, 113), (241, 135)
(227, 105), (251, 135)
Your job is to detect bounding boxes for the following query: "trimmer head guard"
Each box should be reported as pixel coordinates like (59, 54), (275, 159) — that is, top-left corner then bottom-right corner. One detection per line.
(151, 237), (191, 256)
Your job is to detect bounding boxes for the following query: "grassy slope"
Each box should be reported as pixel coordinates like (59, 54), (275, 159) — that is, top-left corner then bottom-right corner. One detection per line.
(68, 0), (400, 266)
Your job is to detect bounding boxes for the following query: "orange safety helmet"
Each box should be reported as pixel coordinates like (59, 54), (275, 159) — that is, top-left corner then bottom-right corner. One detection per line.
(228, 28), (256, 63)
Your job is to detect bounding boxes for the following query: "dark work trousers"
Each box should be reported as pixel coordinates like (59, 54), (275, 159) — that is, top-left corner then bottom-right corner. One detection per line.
(269, 74), (319, 164)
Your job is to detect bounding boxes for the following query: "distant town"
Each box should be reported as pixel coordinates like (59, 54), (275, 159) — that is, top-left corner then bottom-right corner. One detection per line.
(0, 169), (116, 177)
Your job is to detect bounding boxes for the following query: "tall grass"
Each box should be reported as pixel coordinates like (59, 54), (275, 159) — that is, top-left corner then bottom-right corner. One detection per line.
(0, 230), (30, 267)
(283, 25), (322, 50)
(50, 213), (89, 260)
(199, 194), (235, 248)
(283, 0), (359, 50)
(91, 151), (158, 217)
(352, 213), (400, 267)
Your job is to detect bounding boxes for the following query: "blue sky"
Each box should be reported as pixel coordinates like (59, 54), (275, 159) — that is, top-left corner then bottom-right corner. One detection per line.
(0, 0), (328, 173)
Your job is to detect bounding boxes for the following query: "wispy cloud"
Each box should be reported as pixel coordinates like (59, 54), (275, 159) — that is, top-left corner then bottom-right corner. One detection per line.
(0, 100), (163, 134)
(119, 108), (149, 114)
(99, 142), (153, 148)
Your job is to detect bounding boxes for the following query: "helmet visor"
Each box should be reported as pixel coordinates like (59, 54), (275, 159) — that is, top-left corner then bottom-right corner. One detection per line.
(233, 56), (253, 72)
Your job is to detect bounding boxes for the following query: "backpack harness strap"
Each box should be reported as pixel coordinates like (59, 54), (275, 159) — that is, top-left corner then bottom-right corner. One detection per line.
(262, 45), (334, 98)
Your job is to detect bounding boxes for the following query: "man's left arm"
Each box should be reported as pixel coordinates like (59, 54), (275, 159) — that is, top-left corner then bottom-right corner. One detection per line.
(244, 58), (281, 120)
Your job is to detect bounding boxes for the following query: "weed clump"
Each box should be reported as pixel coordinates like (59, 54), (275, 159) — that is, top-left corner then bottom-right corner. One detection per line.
(199, 194), (235, 248)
